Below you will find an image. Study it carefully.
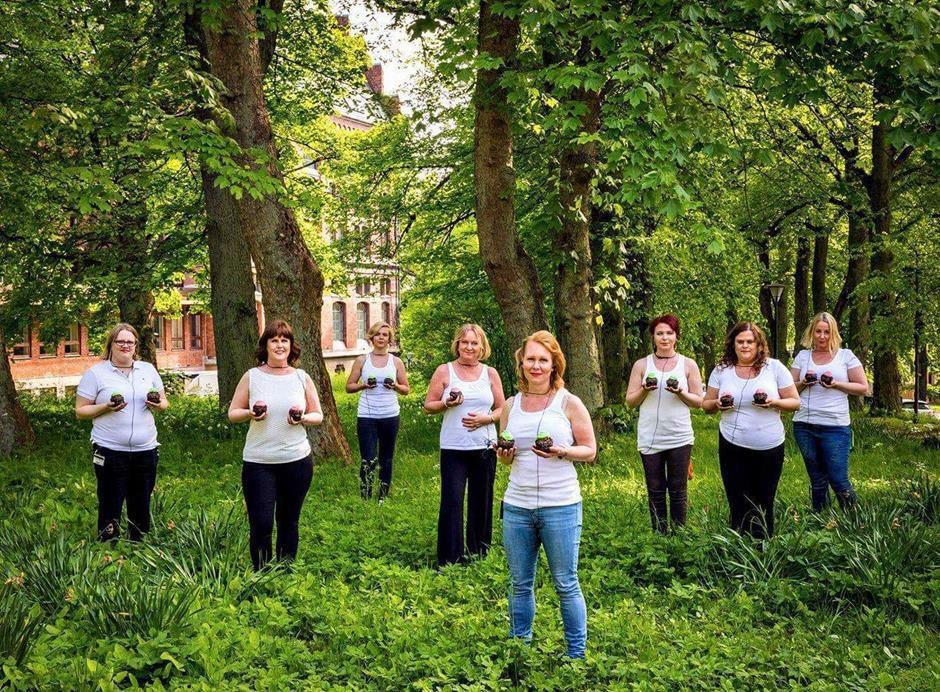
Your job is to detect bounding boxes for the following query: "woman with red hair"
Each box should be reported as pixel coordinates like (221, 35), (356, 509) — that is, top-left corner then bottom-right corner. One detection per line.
(626, 314), (703, 533)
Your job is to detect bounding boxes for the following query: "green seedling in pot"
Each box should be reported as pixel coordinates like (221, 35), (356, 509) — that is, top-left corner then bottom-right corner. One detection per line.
(534, 431), (554, 453)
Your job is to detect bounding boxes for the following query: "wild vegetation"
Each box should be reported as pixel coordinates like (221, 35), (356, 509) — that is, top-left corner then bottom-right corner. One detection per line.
(0, 389), (937, 688)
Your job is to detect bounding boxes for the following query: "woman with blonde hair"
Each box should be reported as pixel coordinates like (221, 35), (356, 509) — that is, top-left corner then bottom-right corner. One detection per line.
(75, 323), (168, 541)
(495, 330), (597, 658)
(424, 323), (505, 566)
(346, 321), (410, 500)
(790, 312), (868, 510)
(703, 322), (800, 539)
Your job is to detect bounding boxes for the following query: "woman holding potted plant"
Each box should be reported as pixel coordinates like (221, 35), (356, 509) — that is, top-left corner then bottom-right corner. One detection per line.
(626, 314), (703, 533)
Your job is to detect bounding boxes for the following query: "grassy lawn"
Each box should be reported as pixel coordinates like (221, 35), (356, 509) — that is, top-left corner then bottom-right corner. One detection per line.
(1, 385), (938, 689)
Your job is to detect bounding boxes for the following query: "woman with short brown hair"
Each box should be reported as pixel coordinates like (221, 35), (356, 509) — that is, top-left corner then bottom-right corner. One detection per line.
(229, 320), (323, 569)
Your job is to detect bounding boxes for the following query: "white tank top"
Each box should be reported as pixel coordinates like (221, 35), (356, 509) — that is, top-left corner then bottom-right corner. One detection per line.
(637, 354), (695, 453)
(357, 353), (400, 419)
(503, 388), (580, 509)
(439, 362), (496, 450)
(242, 368), (312, 464)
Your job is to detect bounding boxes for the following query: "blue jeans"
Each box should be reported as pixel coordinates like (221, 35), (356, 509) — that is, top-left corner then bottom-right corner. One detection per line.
(792, 422), (856, 511)
(502, 501), (586, 658)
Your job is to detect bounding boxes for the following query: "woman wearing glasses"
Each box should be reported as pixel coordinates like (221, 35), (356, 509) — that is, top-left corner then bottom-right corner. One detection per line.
(75, 323), (168, 541)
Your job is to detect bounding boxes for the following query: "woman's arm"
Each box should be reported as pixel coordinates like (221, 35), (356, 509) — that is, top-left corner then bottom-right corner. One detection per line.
(423, 364), (454, 415)
(345, 356), (370, 393)
(828, 365), (869, 396)
(764, 383), (801, 412)
(228, 371), (262, 423)
(791, 365), (812, 393)
(494, 396), (515, 466)
(75, 395), (122, 420)
(678, 359), (704, 409)
(390, 356), (411, 395)
(702, 385), (724, 414)
(542, 394), (596, 463)
(301, 373), (324, 426)
(624, 358), (650, 407)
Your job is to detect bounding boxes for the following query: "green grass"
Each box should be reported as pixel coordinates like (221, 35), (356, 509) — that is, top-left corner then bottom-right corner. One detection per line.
(0, 387), (938, 689)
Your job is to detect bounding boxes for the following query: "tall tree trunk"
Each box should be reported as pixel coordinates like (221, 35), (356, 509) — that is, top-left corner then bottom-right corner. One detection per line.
(794, 234), (811, 354)
(624, 241), (654, 367)
(113, 201), (158, 366)
(184, 9), (264, 409)
(869, 119), (901, 413)
(812, 230), (828, 314)
(0, 331), (34, 457)
(554, 65), (604, 414)
(199, 0), (350, 461)
(117, 288), (158, 366)
(473, 0), (548, 348)
(203, 174), (262, 407)
(598, 301), (626, 405)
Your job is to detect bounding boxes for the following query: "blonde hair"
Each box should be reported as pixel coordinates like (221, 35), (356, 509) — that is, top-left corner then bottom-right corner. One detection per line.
(450, 323), (491, 360)
(801, 312), (843, 353)
(367, 321), (395, 344)
(515, 330), (566, 393)
(102, 323), (140, 360)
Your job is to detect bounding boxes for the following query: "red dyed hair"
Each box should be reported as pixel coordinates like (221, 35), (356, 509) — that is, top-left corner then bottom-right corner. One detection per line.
(649, 314), (680, 339)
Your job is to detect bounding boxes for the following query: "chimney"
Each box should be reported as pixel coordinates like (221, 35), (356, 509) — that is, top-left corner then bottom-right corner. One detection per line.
(365, 63), (383, 95)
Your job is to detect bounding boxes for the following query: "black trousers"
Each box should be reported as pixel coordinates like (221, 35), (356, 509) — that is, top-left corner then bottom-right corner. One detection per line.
(241, 456), (313, 570)
(357, 416), (400, 500)
(437, 448), (497, 566)
(92, 443), (158, 542)
(718, 434), (785, 539)
(639, 444), (692, 533)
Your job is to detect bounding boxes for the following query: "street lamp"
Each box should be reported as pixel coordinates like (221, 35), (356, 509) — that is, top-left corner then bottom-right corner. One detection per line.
(763, 282), (785, 356)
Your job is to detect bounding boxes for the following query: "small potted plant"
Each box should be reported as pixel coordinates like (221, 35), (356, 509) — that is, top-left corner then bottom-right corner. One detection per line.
(752, 389), (768, 405)
(534, 431), (554, 453)
(109, 392), (125, 407)
(252, 401), (267, 417)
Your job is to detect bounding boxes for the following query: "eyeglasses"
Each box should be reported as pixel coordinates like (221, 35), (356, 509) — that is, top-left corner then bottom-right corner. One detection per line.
(114, 340), (137, 346)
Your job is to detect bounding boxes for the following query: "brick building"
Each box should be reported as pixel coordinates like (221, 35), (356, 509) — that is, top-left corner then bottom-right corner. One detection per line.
(10, 56), (401, 395)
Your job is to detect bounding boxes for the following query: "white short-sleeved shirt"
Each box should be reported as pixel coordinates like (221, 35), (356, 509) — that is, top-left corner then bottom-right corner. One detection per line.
(707, 359), (794, 450)
(77, 360), (164, 452)
(791, 349), (863, 427)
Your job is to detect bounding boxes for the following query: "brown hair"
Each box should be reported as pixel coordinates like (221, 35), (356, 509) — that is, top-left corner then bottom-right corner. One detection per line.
(450, 323), (491, 361)
(719, 321), (769, 371)
(256, 320), (301, 366)
(102, 323), (140, 360)
(367, 321), (396, 344)
(515, 330), (567, 393)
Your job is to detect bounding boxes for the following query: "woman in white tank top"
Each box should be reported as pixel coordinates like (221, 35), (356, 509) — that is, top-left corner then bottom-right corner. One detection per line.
(625, 315), (703, 533)
(346, 322), (410, 501)
(495, 330), (597, 659)
(423, 324), (505, 566)
(228, 321), (323, 570)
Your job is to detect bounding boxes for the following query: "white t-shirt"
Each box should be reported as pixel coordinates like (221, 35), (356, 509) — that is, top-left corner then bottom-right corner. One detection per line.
(243, 368), (312, 464)
(77, 360), (164, 452)
(503, 388), (580, 509)
(791, 349), (863, 427)
(707, 359), (794, 450)
(439, 363), (496, 451)
(357, 353), (400, 419)
(637, 354), (695, 453)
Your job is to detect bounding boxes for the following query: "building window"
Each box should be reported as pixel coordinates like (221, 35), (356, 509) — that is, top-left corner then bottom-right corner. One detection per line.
(39, 335), (57, 358)
(357, 302), (370, 342)
(170, 318), (184, 350)
(11, 328), (31, 359)
(355, 279), (371, 297)
(332, 302), (346, 344)
(382, 302), (391, 325)
(379, 278), (392, 295)
(189, 314), (202, 349)
(152, 316), (163, 350)
(64, 324), (81, 356)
